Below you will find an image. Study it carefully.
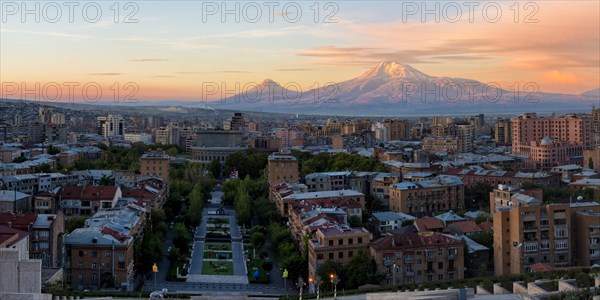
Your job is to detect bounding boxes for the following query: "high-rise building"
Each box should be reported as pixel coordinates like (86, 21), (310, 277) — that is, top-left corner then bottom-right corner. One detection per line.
(511, 113), (593, 168)
(97, 115), (124, 138)
(51, 113), (65, 125)
(455, 122), (473, 153)
(494, 118), (512, 145)
(383, 119), (410, 141)
(38, 107), (53, 124)
(230, 113), (244, 131)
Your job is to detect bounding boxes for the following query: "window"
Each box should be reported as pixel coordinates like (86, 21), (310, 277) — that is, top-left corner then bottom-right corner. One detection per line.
(118, 262), (125, 269)
(395, 252), (402, 260)
(349, 251), (353, 258)
(438, 249), (442, 256)
(555, 240), (568, 250)
(92, 274), (97, 284)
(338, 252), (344, 259)
(348, 238), (353, 245)
(92, 262), (97, 269)
(105, 252), (111, 258)
(427, 275), (433, 282)
(329, 240), (334, 246)
(358, 237), (363, 243)
(338, 239), (343, 246)
(329, 253), (334, 259)
(78, 262), (83, 269)
(92, 251), (97, 258)
(78, 274), (83, 283)
(416, 259), (422, 265)
(438, 262), (443, 269)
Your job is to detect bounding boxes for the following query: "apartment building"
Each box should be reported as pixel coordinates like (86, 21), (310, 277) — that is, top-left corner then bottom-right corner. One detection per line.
(140, 150), (170, 184)
(267, 154), (299, 186)
(307, 225), (371, 280)
(388, 175), (464, 216)
(370, 232), (464, 286)
(512, 113), (593, 168)
(58, 186), (122, 216)
(493, 195), (600, 275)
(64, 227), (135, 290)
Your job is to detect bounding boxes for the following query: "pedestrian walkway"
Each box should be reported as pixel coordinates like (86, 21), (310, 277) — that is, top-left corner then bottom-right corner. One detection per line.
(187, 190), (248, 284)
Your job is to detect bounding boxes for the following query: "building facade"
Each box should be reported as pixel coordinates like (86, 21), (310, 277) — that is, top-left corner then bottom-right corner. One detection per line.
(370, 232), (464, 286)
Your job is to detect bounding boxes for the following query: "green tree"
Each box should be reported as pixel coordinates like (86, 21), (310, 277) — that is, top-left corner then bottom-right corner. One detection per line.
(172, 223), (192, 254)
(186, 183), (204, 227)
(208, 159), (222, 179)
(349, 215), (363, 228)
(250, 231), (265, 250)
(66, 216), (87, 233)
(344, 251), (384, 289)
(98, 174), (115, 186)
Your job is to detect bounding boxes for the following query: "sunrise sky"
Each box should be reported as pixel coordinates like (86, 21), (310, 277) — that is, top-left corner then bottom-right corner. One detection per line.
(1, 1), (599, 102)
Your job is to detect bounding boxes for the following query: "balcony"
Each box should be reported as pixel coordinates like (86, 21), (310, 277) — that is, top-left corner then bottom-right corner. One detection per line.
(523, 226), (537, 232)
(426, 255), (435, 261)
(448, 267), (457, 273)
(426, 268), (435, 274)
(448, 253), (456, 260)
(383, 259), (393, 266)
(405, 271), (414, 277)
(405, 256), (414, 264)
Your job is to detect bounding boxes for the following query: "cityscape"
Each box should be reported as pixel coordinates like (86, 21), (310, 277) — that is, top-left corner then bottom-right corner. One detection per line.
(1, 1), (600, 300)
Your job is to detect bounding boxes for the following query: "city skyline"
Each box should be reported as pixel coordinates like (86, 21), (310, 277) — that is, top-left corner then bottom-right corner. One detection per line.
(1, 1), (599, 103)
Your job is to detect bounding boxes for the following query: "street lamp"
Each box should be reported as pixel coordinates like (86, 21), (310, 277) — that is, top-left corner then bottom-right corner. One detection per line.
(310, 275), (322, 300)
(392, 263), (397, 286)
(329, 273), (340, 300)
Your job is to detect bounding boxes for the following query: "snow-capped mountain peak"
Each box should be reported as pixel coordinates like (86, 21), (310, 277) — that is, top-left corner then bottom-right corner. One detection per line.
(357, 61), (430, 81)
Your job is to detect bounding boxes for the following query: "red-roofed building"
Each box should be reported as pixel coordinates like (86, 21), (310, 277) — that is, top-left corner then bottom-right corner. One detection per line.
(0, 212), (65, 267)
(0, 225), (30, 259)
(58, 186), (122, 216)
(448, 221), (482, 236)
(414, 216), (446, 233)
(477, 221), (493, 233)
(443, 166), (559, 188)
(370, 232), (464, 285)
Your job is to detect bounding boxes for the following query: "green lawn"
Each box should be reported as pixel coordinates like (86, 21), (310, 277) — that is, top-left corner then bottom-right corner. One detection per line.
(201, 261), (234, 275)
(204, 243), (232, 251)
(247, 259), (270, 283)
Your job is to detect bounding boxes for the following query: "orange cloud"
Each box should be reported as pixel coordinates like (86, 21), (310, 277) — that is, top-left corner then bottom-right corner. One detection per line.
(544, 70), (580, 84)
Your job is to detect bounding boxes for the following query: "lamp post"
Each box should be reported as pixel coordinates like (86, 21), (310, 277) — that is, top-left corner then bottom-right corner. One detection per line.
(329, 273), (340, 300)
(312, 275), (322, 300)
(296, 276), (306, 300)
(392, 263), (397, 286)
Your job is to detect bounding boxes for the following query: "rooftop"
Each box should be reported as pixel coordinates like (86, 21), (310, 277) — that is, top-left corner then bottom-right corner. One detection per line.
(371, 231), (462, 251)
(372, 211), (416, 222)
(0, 190), (30, 201)
(284, 189), (364, 200)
